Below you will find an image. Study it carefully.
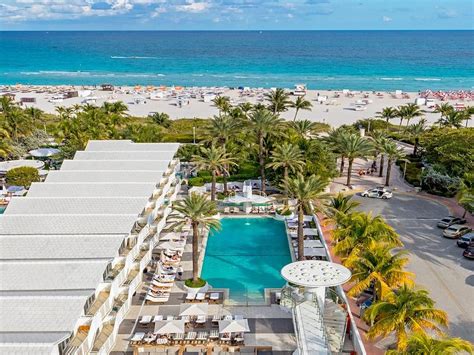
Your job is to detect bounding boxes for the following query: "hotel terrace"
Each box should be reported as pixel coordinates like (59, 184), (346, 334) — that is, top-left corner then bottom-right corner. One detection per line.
(0, 140), (181, 354)
(0, 140), (365, 355)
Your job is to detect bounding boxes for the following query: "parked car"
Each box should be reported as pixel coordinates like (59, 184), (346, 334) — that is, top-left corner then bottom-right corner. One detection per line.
(443, 225), (472, 239)
(437, 216), (467, 229)
(463, 246), (474, 259)
(457, 233), (474, 248)
(361, 187), (393, 199)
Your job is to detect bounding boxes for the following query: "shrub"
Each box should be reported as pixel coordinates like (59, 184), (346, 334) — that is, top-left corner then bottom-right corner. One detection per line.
(6, 166), (40, 188)
(422, 167), (461, 197)
(185, 278), (206, 288)
(188, 177), (204, 187)
(397, 158), (423, 187)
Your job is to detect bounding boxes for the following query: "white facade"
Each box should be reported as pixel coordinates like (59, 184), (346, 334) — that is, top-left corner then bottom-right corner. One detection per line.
(0, 140), (181, 354)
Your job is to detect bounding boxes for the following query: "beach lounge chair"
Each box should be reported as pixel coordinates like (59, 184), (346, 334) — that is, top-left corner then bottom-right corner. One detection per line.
(275, 292), (281, 304)
(130, 332), (145, 344)
(146, 294), (170, 303)
(166, 315), (175, 321)
(195, 315), (206, 326)
(195, 292), (206, 302)
(149, 285), (172, 294)
(209, 329), (219, 339)
(211, 315), (220, 327)
(152, 280), (175, 288)
(153, 315), (164, 322)
(139, 315), (152, 325)
(185, 292), (196, 302)
(234, 315), (244, 320)
(224, 207), (230, 214)
(232, 207), (240, 213)
(209, 292), (220, 303)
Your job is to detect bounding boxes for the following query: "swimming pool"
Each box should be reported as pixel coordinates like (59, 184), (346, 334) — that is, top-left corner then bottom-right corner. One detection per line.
(201, 217), (292, 304)
(0, 207), (5, 214)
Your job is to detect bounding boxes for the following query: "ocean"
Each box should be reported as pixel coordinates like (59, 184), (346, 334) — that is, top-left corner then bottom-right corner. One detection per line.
(1, 31), (473, 91)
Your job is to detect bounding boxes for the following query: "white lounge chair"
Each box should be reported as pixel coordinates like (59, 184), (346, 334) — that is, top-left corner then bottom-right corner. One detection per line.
(130, 332), (145, 343)
(195, 293), (206, 302)
(185, 292), (196, 301)
(166, 315), (175, 321)
(146, 294), (170, 303)
(224, 207), (230, 214)
(139, 315), (152, 324)
(209, 292), (220, 302)
(232, 207), (240, 213)
(234, 315), (244, 320)
(152, 279), (174, 288)
(153, 315), (163, 322)
(196, 315), (206, 324)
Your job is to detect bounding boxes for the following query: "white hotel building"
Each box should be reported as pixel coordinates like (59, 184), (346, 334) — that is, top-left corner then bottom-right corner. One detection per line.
(0, 140), (182, 354)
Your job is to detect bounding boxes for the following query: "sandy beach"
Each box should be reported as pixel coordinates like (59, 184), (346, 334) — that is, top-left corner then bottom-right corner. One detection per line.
(2, 85), (473, 127)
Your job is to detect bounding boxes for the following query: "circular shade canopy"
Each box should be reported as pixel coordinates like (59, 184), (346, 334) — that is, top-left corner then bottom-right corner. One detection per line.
(281, 260), (351, 288)
(29, 148), (60, 158)
(0, 160), (44, 174)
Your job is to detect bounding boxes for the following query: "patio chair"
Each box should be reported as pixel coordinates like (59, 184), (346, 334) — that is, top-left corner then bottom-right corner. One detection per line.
(209, 329), (219, 340)
(195, 315), (206, 326)
(195, 292), (206, 302)
(224, 207), (230, 214)
(139, 315), (152, 325)
(130, 332), (145, 344)
(196, 331), (208, 344)
(185, 292), (196, 302)
(209, 292), (220, 303)
(232, 207), (240, 213)
(275, 292), (281, 304)
(185, 331), (197, 343)
(146, 294), (170, 304)
(153, 315), (164, 322)
(211, 315), (220, 327)
(166, 315), (175, 321)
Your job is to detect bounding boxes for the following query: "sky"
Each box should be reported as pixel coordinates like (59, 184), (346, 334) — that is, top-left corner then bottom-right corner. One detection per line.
(0, 0), (473, 30)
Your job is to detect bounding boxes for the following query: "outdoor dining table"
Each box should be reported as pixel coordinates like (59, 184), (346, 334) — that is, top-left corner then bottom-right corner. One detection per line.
(156, 337), (168, 345)
(209, 329), (219, 339)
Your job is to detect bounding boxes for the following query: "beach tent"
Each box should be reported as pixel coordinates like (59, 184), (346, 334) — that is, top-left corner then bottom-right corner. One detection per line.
(179, 303), (208, 316)
(218, 319), (250, 333)
(154, 320), (185, 334)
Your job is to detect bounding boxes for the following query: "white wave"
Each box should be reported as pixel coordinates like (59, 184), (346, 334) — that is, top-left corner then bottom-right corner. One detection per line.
(414, 78), (441, 81)
(111, 56), (157, 59)
(380, 77), (403, 81)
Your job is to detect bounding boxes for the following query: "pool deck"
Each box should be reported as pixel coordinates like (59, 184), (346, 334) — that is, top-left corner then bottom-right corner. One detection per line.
(111, 201), (297, 354)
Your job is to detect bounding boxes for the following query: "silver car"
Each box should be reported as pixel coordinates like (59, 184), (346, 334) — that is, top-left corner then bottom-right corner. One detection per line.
(443, 225), (472, 239)
(361, 187), (393, 199)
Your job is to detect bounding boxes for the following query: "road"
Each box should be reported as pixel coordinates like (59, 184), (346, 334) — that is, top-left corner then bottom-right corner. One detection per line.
(353, 193), (474, 343)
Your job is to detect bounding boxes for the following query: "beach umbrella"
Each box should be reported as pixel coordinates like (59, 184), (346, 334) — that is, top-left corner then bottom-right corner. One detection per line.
(218, 319), (250, 333)
(7, 185), (24, 193)
(28, 148), (60, 158)
(179, 303), (208, 316)
(154, 320), (185, 334)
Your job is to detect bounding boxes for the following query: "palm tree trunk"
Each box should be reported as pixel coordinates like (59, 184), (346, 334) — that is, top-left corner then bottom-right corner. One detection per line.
(293, 109), (299, 122)
(339, 156), (345, 177)
(192, 222), (199, 282)
(413, 138), (418, 156)
(385, 158), (392, 186)
(223, 172), (228, 195)
(346, 158), (353, 186)
(284, 167), (289, 207)
(259, 134), (266, 194)
(211, 170), (216, 201)
(462, 209), (467, 218)
(379, 154), (384, 177)
(298, 204), (304, 261)
(399, 118), (403, 127)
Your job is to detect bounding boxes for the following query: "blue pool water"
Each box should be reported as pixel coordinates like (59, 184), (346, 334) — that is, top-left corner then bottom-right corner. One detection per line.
(201, 217), (292, 304)
(0, 207), (5, 214)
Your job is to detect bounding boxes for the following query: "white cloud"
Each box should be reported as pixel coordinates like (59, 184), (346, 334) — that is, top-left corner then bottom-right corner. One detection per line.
(175, 1), (211, 13)
(151, 5), (166, 17)
(382, 15), (392, 22)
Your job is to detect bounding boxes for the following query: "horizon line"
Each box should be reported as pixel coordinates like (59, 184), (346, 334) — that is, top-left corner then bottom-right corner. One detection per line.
(1, 29), (473, 32)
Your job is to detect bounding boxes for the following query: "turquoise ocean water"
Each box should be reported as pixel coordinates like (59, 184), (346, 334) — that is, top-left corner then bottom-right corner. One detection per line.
(1, 31), (473, 90)
(201, 217), (291, 304)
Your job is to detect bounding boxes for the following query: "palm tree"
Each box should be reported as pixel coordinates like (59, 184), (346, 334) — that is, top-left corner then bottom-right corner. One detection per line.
(212, 96), (231, 116)
(397, 103), (423, 128)
(437, 110), (465, 128)
(24, 107), (43, 125)
(324, 193), (360, 226)
(171, 193), (220, 283)
(407, 118), (427, 156)
(371, 131), (388, 177)
(345, 244), (413, 300)
(248, 107), (284, 194)
(238, 102), (253, 119)
(290, 96), (312, 121)
(434, 103), (454, 123)
(289, 119), (318, 140)
(382, 140), (406, 187)
(151, 112), (171, 128)
(192, 144), (237, 201)
(456, 173), (474, 218)
(102, 101), (128, 116)
(285, 174), (329, 260)
(463, 106), (473, 127)
(376, 107), (398, 127)
(0, 95), (15, 114)
(5, 108), (29, 140)
(339, 133), (373, 186)
(364, 285), (449, 350)
(333, 212), (402, 259)
(324, 128), (351, 177)
(387, 332), (473, 355)
(55, 106), (74, 121)
(267, 143), (305, 205)
(264, 88), (291, 115)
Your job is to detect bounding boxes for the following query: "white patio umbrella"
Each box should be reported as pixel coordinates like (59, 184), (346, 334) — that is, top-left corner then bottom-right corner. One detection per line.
(154, 320), (185, 334)
(218, 319), (250, 333)
(304, 240), (323, 248)
(28, 148), (60, 158)
(179, 303), (208, 316)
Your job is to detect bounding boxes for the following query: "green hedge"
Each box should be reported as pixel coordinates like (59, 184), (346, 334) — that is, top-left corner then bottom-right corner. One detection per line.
(5, 166), (40, 188)
(188, 173), (259, 187)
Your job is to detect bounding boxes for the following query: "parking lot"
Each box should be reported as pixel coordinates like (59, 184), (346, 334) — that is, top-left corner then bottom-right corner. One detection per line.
(354, 193), (474, 343)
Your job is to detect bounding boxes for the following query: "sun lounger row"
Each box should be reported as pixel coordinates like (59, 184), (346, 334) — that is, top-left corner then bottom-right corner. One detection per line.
(130, 330), (244, 346)
(185, 292), (221, 303)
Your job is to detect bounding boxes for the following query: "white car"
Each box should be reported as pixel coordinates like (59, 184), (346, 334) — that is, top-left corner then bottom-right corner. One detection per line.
(361, 187), (393, 199)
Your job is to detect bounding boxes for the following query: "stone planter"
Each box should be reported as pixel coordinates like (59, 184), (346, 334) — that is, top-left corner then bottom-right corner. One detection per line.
(183, 281), (209, 294)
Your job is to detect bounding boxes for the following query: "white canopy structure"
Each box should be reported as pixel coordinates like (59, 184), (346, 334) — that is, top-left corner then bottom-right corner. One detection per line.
(304, 240), (324, 248)
(303, 228), (319, 236)
(154, 320), (185, 335)
(218, 319), (250, 333)
(179, 303), (208, 316)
